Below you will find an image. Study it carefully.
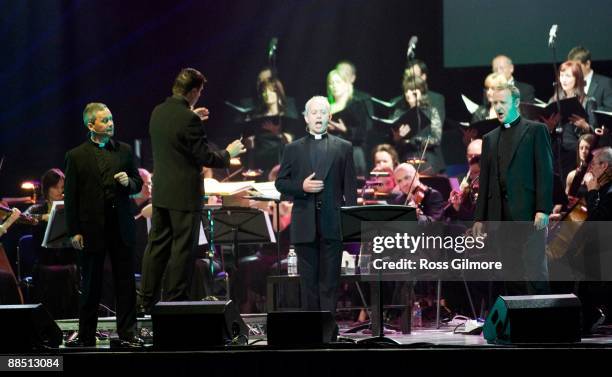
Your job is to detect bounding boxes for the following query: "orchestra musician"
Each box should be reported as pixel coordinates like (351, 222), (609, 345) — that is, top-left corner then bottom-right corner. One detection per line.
(391, 162), (444, 222)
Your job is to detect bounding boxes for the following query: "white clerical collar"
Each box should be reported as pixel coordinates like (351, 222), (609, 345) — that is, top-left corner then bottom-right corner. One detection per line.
(309, 131), (328, 140)
(503, 114), (520, 129)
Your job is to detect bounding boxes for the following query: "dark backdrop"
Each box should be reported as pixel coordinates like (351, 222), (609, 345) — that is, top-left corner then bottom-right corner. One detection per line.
(1, 0), (611, 197)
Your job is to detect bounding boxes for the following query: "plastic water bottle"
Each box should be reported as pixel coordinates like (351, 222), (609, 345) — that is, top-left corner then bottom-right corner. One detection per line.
(287, 248), (298, 276)
(412, 301), (423, 328)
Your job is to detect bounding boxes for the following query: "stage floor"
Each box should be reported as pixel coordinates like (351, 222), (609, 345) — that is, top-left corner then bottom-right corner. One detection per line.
(19, 316), (612, 374)
(54, 315), (612, 349)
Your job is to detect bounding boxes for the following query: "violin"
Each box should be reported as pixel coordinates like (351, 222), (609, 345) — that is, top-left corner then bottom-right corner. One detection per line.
(0, 205), (40, 225)
(404, 183), (428, 207)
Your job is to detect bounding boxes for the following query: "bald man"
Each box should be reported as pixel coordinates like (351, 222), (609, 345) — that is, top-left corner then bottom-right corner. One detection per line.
(392, 163), (445, 223)
(275, 96), (357, 313)
(491, 55), (535, 103)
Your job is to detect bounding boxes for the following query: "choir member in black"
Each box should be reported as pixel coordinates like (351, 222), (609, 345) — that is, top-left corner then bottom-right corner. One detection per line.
(239, 66), (299, 118)
(404, 59), (446, 126)
(541, 61), (597, 185)
(24, 168), (78, 318)
(335, 60), (373, 114)
(471, 73), (508, 123)
(568, 46), (612, 111)
(244, 77), (296, 179)
(327, 68), (371, 177)
(491, 54), (535, 103)
(390, 74), (445, 174)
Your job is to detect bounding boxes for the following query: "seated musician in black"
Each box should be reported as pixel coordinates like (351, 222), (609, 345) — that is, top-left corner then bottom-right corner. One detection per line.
(391, 162), (444, 222)
(24, 168), (78, 319)
(576, 146), (612, 334)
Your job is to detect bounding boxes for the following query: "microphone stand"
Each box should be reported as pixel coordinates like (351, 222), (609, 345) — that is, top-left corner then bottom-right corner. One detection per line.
(268, 42), (277, 77)
(406, 52), (422, 142)
(549, 35), (564, 178)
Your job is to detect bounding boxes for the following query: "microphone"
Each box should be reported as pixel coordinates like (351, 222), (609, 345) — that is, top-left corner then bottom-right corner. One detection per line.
(406, 36), (418, 59)
(548, 24), (558, 47)
(268, 37), (278, 59)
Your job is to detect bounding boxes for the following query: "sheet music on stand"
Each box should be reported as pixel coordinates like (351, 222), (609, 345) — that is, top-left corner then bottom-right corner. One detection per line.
(204, 180), (255, 196)
(42, 201), (71, 248)
(249, 181), (281, 201)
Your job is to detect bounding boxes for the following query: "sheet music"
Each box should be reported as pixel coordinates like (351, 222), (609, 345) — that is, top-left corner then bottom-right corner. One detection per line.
(370, 96), (401, 108)
(534, 97), (547, 105)
(461, 94), (480, 114)
(204, 180), (254, 196)
(370, 113), (404, 125)
(594, 109), (612, 116)
(261, 208), (276, 243)
(224, 100), (253, 113)
(250, 181), (281, 201)
(198, 222), (208, 245)
(42, 200), (69, 248)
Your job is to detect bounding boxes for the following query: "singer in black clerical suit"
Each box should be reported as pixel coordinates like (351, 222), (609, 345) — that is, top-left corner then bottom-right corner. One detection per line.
(275, 96), (357, 312)
(64, 103), (143, 347)
(473, 84), (553, 294)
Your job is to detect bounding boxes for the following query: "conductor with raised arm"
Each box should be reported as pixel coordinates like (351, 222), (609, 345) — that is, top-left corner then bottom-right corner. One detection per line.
(275, 96), (357, 313)
(139, 68), (245, 312)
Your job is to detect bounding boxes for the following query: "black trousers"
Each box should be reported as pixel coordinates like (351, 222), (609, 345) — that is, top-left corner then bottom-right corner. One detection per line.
(78, 214), (136, 341)
(140, 206), (200, 307)
(494, 201), (550, 295)
(295, 239), (343, 312)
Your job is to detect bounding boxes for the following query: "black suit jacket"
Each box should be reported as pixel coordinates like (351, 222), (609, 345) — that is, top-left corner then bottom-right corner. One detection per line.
(474, 118), (553, 222)
(588, 73), (612, 111)
(64, 140), (143, 251)
(149, 96), (230, 211)
(275, 134), (357, 243)
(515, 80), (536, 104)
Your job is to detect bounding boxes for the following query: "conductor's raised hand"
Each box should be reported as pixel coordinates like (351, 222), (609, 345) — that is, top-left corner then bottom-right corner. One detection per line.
(193, 107), (210, 121)
(225, 139), (246, 157)
(303, 172), (324, 193)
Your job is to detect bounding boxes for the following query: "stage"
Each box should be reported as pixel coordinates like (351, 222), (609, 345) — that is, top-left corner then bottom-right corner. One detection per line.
(23, 316), (612, 374)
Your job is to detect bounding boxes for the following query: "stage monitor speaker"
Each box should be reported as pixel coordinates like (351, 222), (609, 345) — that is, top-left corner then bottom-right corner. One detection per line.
(267, 311), (337, 346)
(483, 294), (581, 344)
(0, 304), (63, 352)
(151, 300), (247, 350)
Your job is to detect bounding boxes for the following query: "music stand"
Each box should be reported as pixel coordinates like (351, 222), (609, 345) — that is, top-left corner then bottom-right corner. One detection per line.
(207, 207), (276, 298)
(42, 201), (70, 249)
(341, 205), (416, 345)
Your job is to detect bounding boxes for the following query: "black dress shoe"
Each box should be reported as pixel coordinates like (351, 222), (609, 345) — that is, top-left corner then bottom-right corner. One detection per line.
(110, 335), (145, 349)
(65, 337), (96, 347)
